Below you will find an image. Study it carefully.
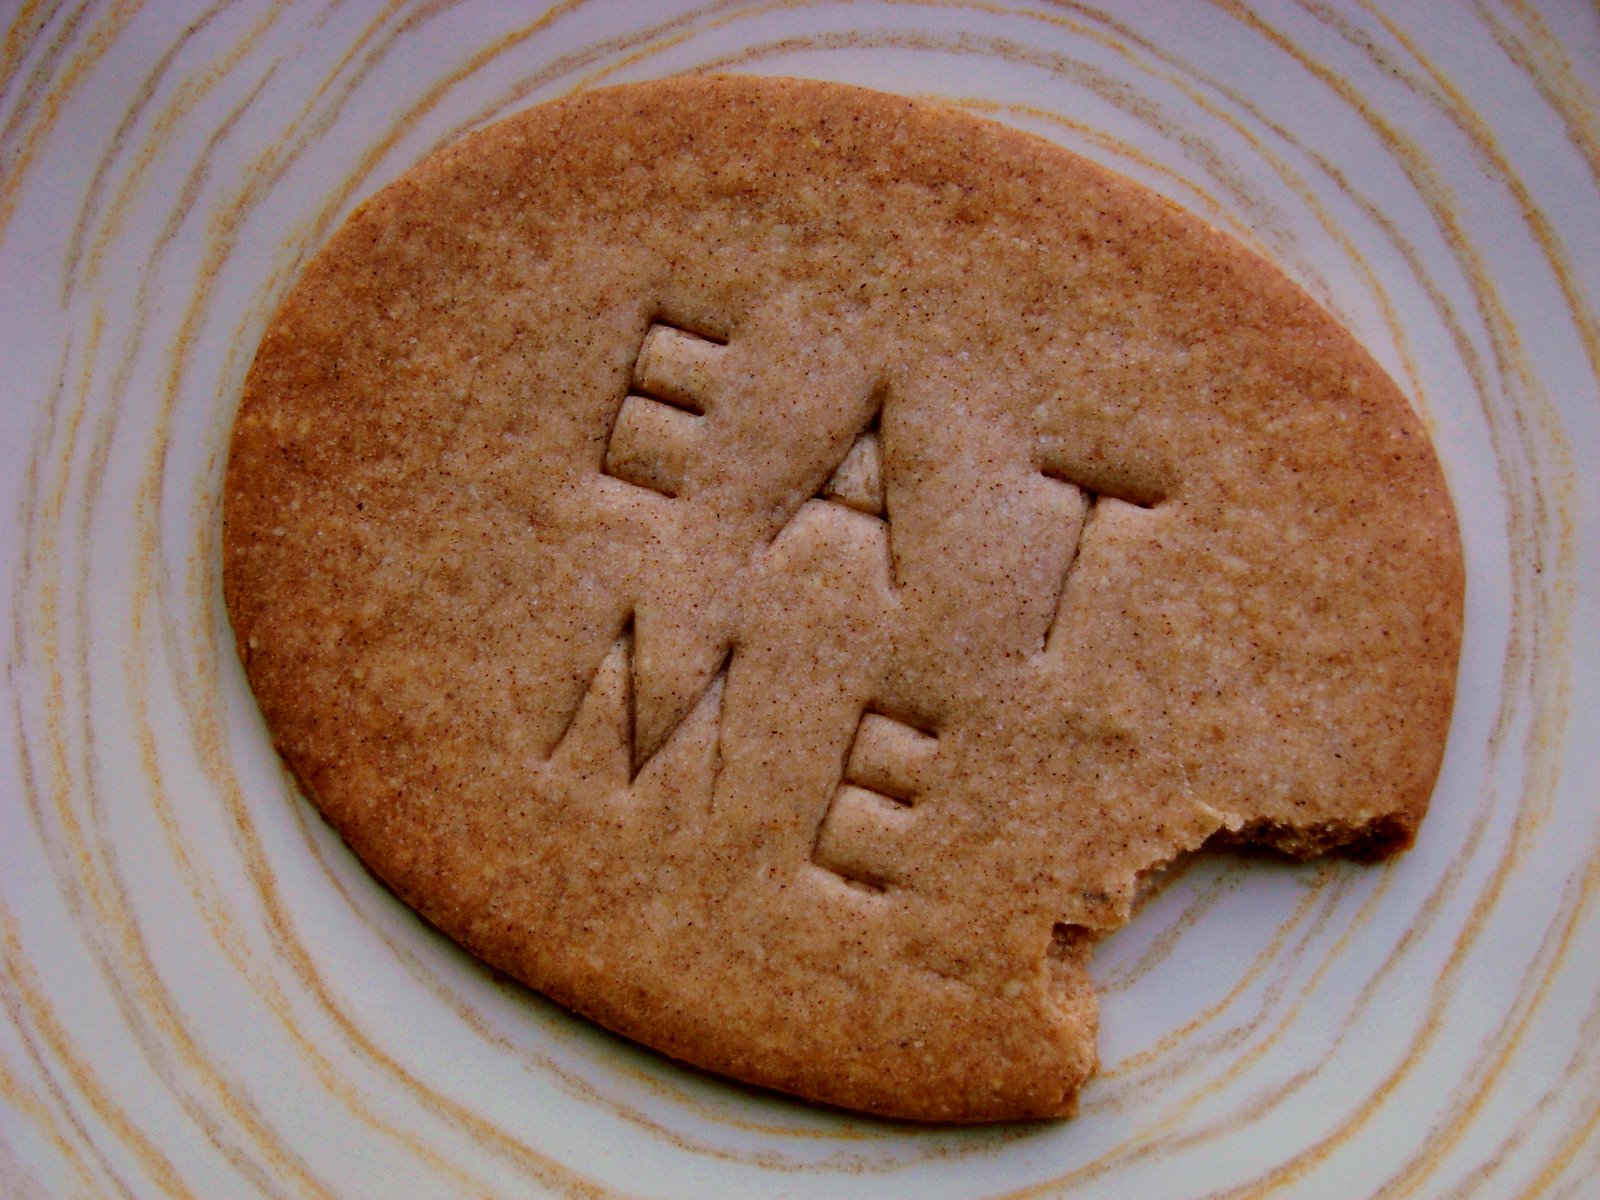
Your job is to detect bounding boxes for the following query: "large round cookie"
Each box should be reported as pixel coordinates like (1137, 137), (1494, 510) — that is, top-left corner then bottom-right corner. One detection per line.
(223, 76), (1462, 1122)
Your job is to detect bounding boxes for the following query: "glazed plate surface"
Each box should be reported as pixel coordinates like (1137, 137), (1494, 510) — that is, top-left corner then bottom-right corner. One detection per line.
(3, 3), (1597, 1197)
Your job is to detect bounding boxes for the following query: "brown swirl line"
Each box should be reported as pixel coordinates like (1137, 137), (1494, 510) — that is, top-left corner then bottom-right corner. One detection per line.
(1000, 745), (1505, 1196)
(2, 692), (153, 1200)
(1039, 0), (1559, 644)
(1481, 0), (1600, 193)
(0, 0), (63, 104)
(62, 0), (256, 302)
(0, 910), (175, 1199)
(1097, 864), (1355, 1085)
(25, 308), (331, 1193)
(978, 0), (1440, 424)
(1525, 866), (1600, 1194)
(0, 0), (137, 237)
(0, 1057), (78, 1200)
(1092, 857), (1242, 997)
(1164, 18), (1574, 1200)
(1431, 859), (1600, 1199)
(1342, 0), (1600, 411)
(1096, 830), (1494, 1196)
(128, 233), (525, 1198)
(4, 303), (214, 1198)
(0, 315), (165, 1198)
(977, 0), (1433, 403)
(1078, 876), (1348, 1124)
(1, 1), (83, 168)
(0, 1050), (84, 1197)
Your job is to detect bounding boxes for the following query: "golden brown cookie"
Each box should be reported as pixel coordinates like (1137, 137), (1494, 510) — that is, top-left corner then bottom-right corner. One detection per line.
(223, 75), (1462, 1121)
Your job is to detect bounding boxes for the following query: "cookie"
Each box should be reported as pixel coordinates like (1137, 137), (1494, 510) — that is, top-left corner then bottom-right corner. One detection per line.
(222, 75), (1463, 1121)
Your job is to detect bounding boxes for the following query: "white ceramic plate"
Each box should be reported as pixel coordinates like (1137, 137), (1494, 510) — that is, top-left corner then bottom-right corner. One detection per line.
(3, 3), (1597, 1196)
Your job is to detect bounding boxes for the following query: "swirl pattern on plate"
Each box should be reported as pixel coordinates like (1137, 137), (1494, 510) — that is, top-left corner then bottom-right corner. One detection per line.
(2, 2), (1596, 1196)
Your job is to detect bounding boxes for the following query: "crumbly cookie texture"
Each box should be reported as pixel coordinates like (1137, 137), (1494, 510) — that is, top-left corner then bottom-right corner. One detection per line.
(223, 75), (1462, 1122)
